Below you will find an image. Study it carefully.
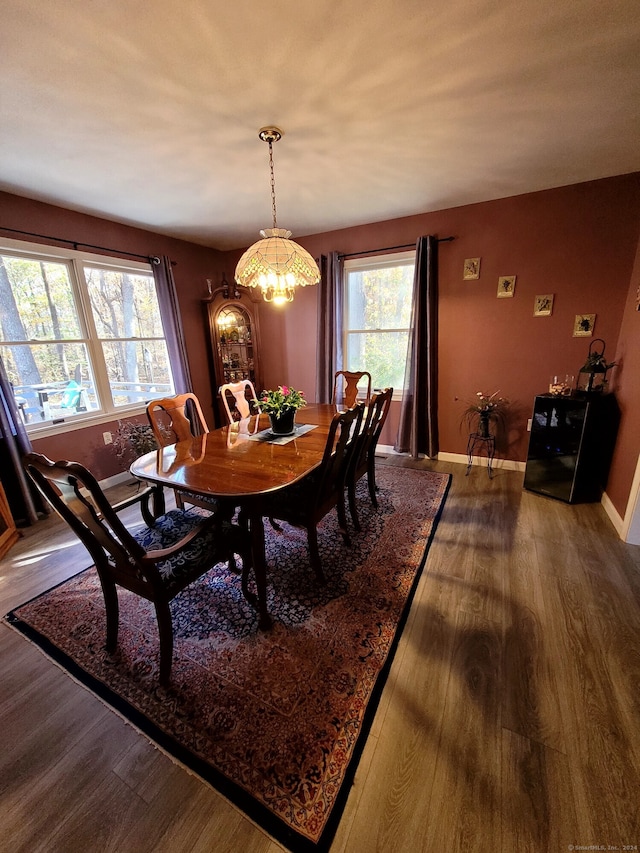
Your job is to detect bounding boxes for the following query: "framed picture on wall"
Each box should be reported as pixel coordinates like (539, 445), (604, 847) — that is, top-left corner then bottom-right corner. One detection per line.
(534, 294), (554, 316)
(497, 275), (516, 298)
(463, 258), (481, 280)
(573, 314), (596, 336)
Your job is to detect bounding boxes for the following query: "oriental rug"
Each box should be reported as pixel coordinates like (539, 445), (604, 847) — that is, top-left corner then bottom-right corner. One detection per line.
(6, 466), (450, 853)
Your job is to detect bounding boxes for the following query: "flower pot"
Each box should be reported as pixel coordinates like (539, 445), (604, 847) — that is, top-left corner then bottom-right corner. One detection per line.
(269, 409), (296, 436)
(478, 412), (492, 438)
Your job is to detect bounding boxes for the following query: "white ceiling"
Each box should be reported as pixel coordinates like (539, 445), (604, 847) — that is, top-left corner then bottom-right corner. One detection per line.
(2, 0), (640, 251)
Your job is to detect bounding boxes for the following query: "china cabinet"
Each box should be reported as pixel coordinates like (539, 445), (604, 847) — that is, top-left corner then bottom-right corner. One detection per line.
(204, 298), (262, 426)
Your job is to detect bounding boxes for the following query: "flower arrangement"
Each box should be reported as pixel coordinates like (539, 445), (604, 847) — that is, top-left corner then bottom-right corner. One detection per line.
(463, 391), (509, 434)
(254, 385), (307, 418)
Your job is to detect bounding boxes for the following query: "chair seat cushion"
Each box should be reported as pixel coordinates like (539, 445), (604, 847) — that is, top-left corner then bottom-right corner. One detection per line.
(133, 509), (244, 584)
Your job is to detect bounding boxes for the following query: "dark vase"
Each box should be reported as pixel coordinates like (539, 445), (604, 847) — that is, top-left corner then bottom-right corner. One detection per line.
(269, 408), (296, 436)
(478, 411), (491, 438)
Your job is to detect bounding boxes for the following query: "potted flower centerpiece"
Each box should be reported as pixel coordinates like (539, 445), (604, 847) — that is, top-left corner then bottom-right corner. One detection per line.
(255, 385), (307, 435)
(463, 391), (509, 438)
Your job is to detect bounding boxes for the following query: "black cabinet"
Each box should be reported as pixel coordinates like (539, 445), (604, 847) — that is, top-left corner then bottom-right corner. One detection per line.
(523, 394), (619, 503)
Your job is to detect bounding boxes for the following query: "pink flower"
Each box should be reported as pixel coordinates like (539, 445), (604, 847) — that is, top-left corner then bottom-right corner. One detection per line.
(281, 385), (289, 395)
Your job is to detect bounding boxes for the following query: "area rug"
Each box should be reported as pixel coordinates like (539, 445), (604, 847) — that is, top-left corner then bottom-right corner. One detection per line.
(6, 466), (450, 853)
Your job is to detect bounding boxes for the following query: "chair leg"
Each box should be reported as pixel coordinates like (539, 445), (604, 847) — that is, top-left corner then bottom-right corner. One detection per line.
(347, 479), (361, 531)
(100, 578), (119, 652)
(367, 456), (379, 508)
(307, 525), (326, 584)
(154, 600), (174, 686)
(337, 496), (352, 545)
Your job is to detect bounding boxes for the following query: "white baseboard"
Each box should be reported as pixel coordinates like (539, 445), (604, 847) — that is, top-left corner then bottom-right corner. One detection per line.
(437, 451), (526, 472)
(376, 445), (526, 472)
(601, 489), (625, 537)
(99, 470), (137, 491)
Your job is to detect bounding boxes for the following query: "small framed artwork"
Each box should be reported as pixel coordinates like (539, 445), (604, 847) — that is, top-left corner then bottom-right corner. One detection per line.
(463, 258), (481, 280)
(573, 314), (596, 337)
(497, 275), (516, 298)
(534, 294), (554, 316)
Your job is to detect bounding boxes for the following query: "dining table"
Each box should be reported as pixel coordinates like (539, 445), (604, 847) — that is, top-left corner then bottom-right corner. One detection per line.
(130, 403), (340, 630)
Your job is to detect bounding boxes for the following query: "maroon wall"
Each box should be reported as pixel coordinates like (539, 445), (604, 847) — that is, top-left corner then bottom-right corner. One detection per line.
(3, 175), (639, 520)
(226, 174), (640, 517)
(608, 238), (640, 516)
(1, 191), (225, 479)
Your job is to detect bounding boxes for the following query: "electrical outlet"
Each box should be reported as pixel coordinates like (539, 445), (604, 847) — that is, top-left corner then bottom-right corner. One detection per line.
(103, 431), (113, 445)
(527, 418), (532, 432)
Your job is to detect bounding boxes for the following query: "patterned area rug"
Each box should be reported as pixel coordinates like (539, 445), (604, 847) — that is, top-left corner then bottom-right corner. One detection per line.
(6, 466), (450, 852)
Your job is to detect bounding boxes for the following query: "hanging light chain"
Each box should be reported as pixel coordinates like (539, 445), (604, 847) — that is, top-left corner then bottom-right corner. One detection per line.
(268, 139), (278, 230)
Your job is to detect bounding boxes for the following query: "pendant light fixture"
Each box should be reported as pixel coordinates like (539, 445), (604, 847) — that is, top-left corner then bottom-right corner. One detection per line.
(234, 127), (320, 305)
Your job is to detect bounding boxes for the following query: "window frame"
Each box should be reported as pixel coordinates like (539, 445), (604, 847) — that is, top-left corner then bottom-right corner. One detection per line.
(342, 250), (415, 400)
(0, 236), (175, 437)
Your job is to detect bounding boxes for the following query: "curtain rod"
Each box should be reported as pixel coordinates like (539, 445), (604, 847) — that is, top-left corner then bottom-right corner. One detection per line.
(0, 225), (162, 264)
(339, 235), (454, 260)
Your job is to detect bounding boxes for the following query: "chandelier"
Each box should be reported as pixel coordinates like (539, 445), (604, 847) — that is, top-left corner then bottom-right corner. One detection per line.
(234, 127), (320, 305)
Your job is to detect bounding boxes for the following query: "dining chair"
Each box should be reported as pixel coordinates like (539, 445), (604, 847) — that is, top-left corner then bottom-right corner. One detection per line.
(146, 393), (220, 516)
(332, 370), (372, 409)
(219, 379), (259, 423)
(346, 387), (393, 530)
(218, 381), (281, 532)
(23, 452), (253, 686)
(260, 403), (365, 583)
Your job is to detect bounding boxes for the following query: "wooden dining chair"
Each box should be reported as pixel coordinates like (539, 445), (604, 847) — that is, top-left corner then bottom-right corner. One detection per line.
(260, 404), (365, 583)
(23, 452), (253, 686)
(332, 370), (372, 409)
(146, 393), (220, 516)
(219, 379), (259, 423)
(346, 387), (393, 530)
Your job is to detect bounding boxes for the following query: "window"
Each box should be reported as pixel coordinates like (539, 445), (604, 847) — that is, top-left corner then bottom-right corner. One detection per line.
(0, 238), (175, 434)
(343, 251), (414, 395)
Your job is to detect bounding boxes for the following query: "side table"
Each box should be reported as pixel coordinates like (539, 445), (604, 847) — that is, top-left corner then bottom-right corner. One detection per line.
(466, 432), (495, 478)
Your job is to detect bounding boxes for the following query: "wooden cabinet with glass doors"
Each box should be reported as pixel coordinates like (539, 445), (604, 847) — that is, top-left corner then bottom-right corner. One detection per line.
(204, 298), (262, 426)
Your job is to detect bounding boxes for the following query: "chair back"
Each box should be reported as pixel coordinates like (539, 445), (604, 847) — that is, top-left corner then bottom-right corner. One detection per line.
(219, 379), (258, 423)
(333, 370), (372, 409)
(22, 453), (147, 583)
(352, 387), (393, 479)
(147, 393), (209, 447)
(315, 404), (365, 510)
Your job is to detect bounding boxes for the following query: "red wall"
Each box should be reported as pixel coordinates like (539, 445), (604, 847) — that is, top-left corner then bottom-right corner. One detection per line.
(226, 174), (640, 517)
(0, 191), (225, 479)
(2, 175), (639, 520)
(608, 238), (640, 516)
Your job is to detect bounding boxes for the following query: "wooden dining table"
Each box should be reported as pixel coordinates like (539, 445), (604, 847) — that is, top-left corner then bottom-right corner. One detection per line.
(130, 403), (339, 629)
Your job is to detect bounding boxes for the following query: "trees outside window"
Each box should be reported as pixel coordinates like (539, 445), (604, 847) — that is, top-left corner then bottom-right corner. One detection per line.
(0, 239), (175, 432)
(343, 251), (414, 395)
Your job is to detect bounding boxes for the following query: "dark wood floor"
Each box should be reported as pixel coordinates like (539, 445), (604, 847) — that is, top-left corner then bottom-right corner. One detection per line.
(1, 458), (639, 852)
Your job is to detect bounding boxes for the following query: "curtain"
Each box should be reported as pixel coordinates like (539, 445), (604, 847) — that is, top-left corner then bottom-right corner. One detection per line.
(152, 256), (193, 394)
(0, 356), (46, 525)
(394, 235), (439, 457)
(315, 251), (344, 403)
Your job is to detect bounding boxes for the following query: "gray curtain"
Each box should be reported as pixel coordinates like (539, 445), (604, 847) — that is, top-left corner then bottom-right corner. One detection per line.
(316, 251), (344, 403)
(394, 235), (439, 457)
(152, 256), (193, 394)
(0, 356), (46, 525)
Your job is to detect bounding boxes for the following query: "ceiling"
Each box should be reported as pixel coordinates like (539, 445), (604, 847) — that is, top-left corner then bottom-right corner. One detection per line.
(2, 0), (640, 251)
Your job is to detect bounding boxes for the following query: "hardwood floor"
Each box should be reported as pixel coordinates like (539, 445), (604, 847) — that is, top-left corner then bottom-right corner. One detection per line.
(1, 459), (639, 852)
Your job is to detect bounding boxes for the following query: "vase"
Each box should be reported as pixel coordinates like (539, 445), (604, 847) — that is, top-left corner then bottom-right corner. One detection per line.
(478, 411), (491, 438)
(269, 409), (296, 436)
